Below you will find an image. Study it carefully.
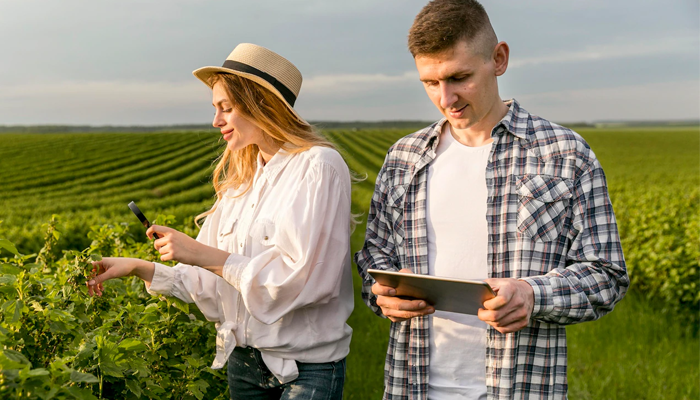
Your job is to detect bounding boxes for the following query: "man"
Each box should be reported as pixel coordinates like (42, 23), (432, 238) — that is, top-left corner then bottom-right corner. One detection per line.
(354, 0), (629, 399)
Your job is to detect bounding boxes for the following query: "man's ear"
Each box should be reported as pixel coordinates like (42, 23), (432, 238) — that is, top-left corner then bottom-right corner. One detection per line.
(493, 41), (509, 77)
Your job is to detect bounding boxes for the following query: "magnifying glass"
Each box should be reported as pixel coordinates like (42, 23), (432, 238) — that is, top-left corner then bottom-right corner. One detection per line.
(127, 201), (161, 239)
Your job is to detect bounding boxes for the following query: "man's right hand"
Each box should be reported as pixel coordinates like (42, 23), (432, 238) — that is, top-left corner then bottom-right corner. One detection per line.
(371, 268), (435, 322)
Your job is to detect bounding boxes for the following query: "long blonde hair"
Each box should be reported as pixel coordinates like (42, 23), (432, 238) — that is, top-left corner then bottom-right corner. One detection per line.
(195, 73), (337, 226)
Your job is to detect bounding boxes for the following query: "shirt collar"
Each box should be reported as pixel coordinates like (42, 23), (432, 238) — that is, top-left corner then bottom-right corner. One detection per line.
(423, 98), (528, 154)
(255, 145), (294, 185)
(493, 98), (528, 140)
(421, 118), (448, 157)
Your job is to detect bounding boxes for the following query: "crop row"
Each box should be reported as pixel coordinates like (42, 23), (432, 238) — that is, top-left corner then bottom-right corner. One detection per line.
(1, 133), (216, 193)
(0, 135), (155, 190)
(0, 134), (172, 189)
(7, 139), (216, 201)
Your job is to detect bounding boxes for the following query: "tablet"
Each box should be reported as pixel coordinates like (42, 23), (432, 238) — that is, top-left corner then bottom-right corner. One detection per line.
(368, 269), (496, 315)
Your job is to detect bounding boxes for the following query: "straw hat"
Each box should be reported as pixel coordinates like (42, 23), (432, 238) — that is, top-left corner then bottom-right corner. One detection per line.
(193, 43), (304, 120)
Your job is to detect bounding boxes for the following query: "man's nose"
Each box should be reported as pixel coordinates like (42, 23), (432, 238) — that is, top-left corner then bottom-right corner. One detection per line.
(439, 82), (457, 110)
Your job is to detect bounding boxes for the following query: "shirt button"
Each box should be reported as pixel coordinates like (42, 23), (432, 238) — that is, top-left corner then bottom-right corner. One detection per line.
(264, 236), (269, 240)
(251, 203), (255, 208)
(239, 243), (243, 248)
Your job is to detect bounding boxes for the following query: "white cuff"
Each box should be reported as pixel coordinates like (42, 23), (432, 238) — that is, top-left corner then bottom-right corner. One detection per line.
(146, 262), (175, 296)
(222, 253), (251, 291)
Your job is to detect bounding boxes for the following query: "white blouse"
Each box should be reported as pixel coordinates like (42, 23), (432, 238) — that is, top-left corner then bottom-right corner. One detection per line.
(146, 146), (354, 383)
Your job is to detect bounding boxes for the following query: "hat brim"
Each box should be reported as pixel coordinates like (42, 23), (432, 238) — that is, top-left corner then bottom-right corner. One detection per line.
(193, 66), (305, 123)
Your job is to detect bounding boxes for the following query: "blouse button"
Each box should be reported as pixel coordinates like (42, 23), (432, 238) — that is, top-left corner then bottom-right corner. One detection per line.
(264, 236), (269, 240)
(239, 243), (243, 248)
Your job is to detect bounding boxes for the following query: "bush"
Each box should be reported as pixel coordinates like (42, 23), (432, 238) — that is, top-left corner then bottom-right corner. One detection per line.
(0, 216), (227, 399)
(611, 186), (699, 325)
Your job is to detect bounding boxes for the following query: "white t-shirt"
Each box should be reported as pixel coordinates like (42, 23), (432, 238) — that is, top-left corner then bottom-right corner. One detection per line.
(426, 125), (491, 399)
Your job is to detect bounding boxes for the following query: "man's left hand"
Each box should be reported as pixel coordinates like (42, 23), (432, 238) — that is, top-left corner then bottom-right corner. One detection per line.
(478, 278), (535, 334)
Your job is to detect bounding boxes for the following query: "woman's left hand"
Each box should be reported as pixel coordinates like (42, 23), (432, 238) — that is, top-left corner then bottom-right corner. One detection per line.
(146, 225), (230, 275)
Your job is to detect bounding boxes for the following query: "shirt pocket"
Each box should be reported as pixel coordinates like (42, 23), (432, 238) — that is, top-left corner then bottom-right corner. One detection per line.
(218, 216), (238, 248)
(516, 174), (574, 242)
(249, 218), (276, 251)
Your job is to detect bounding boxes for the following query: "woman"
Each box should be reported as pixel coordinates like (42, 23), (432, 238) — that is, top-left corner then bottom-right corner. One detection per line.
(87, 43), (354, 400)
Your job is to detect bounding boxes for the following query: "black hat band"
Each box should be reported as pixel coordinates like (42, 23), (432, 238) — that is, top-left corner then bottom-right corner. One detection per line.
(222, 60), (297, 107)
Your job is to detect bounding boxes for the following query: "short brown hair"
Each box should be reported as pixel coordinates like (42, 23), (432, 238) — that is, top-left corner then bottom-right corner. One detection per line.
(408, 0), (497, 58)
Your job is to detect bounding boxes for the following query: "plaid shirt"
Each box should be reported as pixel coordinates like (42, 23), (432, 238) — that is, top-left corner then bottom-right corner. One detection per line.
(355, 99), (629, 400)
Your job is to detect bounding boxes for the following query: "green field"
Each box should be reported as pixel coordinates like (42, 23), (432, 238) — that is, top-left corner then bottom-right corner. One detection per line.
(0, 127), (698, 399)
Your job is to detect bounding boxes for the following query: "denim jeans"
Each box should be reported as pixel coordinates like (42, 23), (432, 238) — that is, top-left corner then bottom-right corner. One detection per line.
(227, 346), (346, 400)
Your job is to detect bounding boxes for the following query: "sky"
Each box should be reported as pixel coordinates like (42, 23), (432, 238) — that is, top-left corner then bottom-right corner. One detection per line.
(0, 0), (698, 125)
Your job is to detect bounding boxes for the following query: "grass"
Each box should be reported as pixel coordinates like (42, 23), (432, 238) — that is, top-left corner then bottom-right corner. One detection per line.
(568, 292), (699, 399)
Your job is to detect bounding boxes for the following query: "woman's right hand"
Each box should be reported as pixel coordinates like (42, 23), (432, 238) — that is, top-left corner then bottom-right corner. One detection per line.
(87, 257), (155, 296)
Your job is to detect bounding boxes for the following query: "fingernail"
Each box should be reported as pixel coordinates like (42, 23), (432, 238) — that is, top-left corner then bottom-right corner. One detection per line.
(389, 289), (396, 296)
(418, 301), (426, 308)
(88, 280), (95, 285)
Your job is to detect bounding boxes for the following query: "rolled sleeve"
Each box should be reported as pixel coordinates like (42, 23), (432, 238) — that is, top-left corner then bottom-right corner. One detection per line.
(354, 161), (400, 318)
(146, 262), (175, 296)
(521, 276), (555, 318)
(520, 161), (628, 325)
(222, 253), (251, 292)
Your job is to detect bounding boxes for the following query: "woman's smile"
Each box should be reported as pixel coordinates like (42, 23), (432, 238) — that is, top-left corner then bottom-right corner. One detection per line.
(221, 129), (234, 141)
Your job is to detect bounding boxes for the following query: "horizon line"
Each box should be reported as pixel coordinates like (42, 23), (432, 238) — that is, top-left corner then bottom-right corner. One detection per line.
(0, 118), (699, 128)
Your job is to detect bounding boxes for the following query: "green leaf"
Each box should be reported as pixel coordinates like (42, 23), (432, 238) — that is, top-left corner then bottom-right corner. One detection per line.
(0, 275), (16, 285)
(195, 379), (210, 391)
(65, 386), (99, 400)
(53, 230), (61, 240)
(169, 297), (189, 315)
(0, 264), (21, 275)
(29, 300), (44, 312)
(42, 387), (60, 399)
(0, 239), (19, 256)
(2, 349), (30, 366)
(141, 379), (166, 396)
(118, 338), (147, 352)
(2, 299), (23, 323)
(126, 379), (143, 398)
(99, 360), (124, 378)
(70, 370), (99, 383)
(27, 368), (50, 377)
(187, 379), (209, 400)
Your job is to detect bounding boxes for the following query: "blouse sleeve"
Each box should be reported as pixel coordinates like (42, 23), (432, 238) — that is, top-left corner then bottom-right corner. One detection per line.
(221, 161), (352, 325)
(146, 203), (223, 322)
